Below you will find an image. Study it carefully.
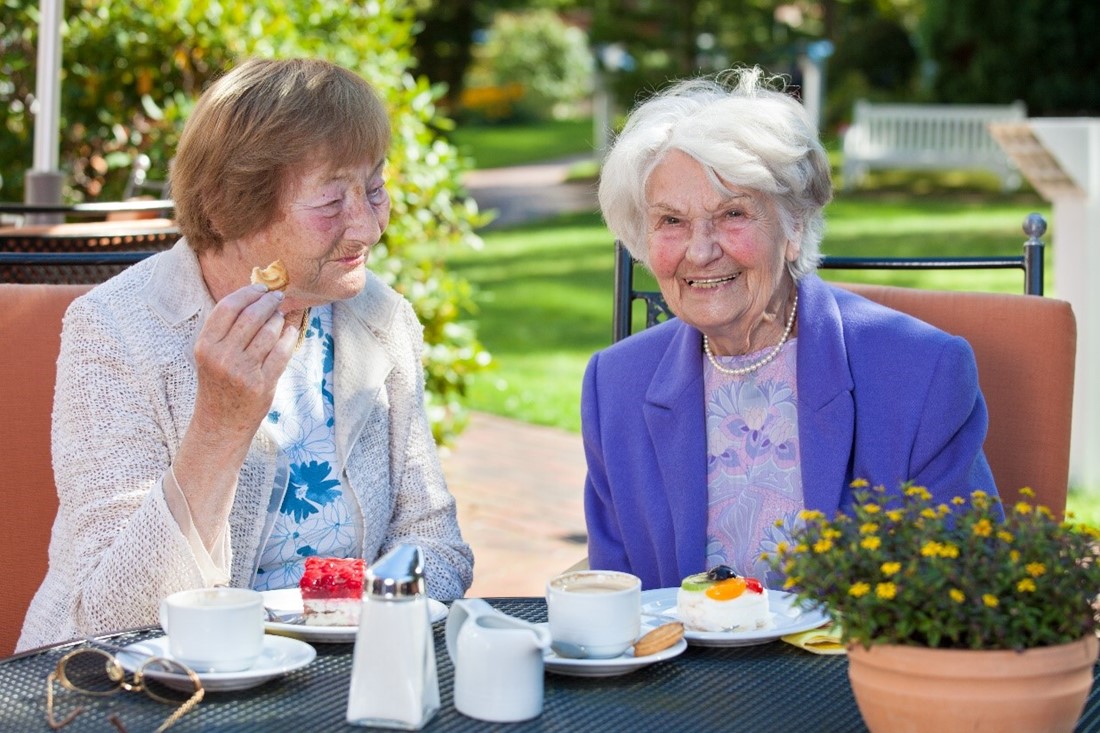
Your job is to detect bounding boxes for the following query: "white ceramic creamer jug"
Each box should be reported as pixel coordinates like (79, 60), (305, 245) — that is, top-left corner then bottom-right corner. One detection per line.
(445, 598), (552, 723)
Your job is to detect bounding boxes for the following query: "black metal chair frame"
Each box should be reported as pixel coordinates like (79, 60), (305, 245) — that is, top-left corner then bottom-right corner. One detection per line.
(613, 213), (1048, 343)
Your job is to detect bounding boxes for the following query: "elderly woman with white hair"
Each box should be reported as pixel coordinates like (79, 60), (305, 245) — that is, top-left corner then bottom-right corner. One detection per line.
(583, 67), (998, 590)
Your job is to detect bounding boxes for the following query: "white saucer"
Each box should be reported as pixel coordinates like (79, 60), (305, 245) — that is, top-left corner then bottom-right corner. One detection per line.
(261, 588), (448, 643)
(116, 635), (316, 692)
(540, 622), (688, 678)
(640, 588), (831, 647)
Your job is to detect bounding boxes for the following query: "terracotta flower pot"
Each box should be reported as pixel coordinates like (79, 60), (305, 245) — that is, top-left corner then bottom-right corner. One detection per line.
(848, 635), (1099, 733)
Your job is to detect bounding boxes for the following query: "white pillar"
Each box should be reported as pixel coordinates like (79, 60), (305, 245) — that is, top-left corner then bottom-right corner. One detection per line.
(1029, 120), (1100, 490)
(26, 0), (64, 220)
(32, 0), (62, 173)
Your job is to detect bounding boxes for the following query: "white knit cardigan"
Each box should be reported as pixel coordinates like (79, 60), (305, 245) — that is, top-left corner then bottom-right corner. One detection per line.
(18, 240), (473, 651)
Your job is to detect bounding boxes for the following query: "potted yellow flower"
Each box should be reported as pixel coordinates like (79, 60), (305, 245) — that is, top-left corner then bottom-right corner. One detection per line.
(768, 481), (1100, 733)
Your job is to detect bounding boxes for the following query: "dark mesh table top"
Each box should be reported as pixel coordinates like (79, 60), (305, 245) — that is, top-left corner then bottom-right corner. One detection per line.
(3, 597), (1099, 732)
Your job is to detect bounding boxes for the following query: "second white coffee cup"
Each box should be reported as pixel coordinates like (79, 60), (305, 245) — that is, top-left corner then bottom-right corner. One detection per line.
(159, 587), (265, 672)
(546, 570), (641, 659)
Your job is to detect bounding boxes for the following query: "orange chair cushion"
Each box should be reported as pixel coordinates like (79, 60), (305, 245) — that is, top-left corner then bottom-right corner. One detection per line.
(0, 283), (91, 657)
(841, 284), (1076, 516)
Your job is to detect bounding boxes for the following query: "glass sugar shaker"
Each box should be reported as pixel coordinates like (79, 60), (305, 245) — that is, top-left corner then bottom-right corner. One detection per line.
(346, 544), (440, 729)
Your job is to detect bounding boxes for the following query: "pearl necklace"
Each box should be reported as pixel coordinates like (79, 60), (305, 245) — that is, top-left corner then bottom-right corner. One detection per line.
(703, 293), (798, 377)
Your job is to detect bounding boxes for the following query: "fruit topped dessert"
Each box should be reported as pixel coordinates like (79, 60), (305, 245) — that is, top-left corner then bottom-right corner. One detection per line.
(299, 556), (367, 626)
(676, 565), (773, 633)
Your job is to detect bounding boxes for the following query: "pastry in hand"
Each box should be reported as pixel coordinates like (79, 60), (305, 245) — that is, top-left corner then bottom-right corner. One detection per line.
(250, 259), (289, 291)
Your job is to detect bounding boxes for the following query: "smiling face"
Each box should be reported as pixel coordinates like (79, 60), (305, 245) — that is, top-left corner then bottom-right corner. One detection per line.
(645, 149), (799, 355)
(234, 154), (391, 310)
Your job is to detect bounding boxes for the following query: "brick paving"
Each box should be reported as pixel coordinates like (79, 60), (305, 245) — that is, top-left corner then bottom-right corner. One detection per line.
(440, 412), (587, 598)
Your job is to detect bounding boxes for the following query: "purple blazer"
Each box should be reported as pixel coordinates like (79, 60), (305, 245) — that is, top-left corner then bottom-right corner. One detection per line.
(581, 274), (997, 590)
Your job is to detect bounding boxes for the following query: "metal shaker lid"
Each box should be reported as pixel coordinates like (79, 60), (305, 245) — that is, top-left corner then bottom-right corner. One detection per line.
(366, 544), (426, 599)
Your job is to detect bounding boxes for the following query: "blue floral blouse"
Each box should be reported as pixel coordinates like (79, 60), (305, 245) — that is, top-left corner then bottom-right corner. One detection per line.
(253, 304), (360, 590)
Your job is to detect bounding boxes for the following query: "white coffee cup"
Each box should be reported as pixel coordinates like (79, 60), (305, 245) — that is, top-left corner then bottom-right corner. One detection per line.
(546, 570), (641, 659)
(158, 587), (265, 672)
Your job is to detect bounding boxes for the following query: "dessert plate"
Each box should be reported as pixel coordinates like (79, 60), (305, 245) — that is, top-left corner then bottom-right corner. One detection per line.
(639, 588), (830, 647)
(116, 635), (315, 692)
(261, 588), (448, 643)
(541, 624), (687, 678)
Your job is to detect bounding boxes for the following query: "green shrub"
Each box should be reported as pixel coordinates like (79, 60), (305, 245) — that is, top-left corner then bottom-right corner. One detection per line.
(463, 10), (594, 122)
(0, 0), (491, 445)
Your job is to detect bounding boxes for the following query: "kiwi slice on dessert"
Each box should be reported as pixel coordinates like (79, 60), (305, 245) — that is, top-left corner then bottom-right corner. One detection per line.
(680, 571), (713, 592)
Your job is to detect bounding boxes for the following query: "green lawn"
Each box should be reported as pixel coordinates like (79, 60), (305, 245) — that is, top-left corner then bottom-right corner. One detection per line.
(448, 118), (596, 169)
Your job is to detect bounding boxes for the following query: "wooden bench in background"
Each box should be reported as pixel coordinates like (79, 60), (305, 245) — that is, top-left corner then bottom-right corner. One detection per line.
(842, 100), (1027, 191)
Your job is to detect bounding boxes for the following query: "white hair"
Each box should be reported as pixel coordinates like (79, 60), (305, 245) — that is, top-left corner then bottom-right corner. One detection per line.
(598, 67), (832, 280)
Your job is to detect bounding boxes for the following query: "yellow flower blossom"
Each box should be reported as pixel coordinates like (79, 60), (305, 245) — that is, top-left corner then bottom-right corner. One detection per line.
(1017, 578), (1037, 593)
(783, 577), (798, 590)
(940, 543), (959, 559)
(982, 594), (999, 608)
(949, 588), (965, 603)
(972, 519), (993, 538)
(921, 541), (942, 557)
(1025, 562), (1046, 577)
(850, 478), (870, 488)
(880, 561), (901, 576)
(862, 503), (882, 515)
(795, 543), (809, 554)
(813, 538), (834, 553)
(876, 582), (897, 600)
(1014, 501), (1034, 515)
(849, 582), (871, 598)
(951, 496), (966, 505)
(1010, 549), (1020, 562)
(886, 509), (904, 522)
(905, 485), (932, 501)
(861, 536), (882, 550)
(996, 530), (1014, 543)
(1019, 487), (1035, 498)
(920, 508), (937, 519)
(798, 509), (825, 522)
(860, 522), (879, 535)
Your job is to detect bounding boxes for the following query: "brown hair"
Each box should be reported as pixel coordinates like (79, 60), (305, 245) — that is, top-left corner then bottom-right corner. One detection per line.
(171, 58), (391, 252)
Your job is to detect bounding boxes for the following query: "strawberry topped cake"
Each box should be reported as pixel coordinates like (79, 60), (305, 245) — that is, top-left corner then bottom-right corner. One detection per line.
(299, 556), (367, 626)
(677, 565), (773, 633)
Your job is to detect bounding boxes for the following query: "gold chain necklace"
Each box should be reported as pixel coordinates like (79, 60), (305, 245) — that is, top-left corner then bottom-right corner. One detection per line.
(294, 307), (311, 351)
(703, 293), (798, 377)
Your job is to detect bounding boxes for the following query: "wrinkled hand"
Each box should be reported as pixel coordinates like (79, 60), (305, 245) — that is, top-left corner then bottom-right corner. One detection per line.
(191, 284), (299, 440)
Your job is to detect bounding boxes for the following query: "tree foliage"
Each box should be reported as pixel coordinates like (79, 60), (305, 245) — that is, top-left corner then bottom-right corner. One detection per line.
(919, 0), (1100, 114)
(0, 0), (491, 445)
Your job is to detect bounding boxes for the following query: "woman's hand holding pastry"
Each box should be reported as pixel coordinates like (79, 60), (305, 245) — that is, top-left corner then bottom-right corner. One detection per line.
(191, 283), (299, 436)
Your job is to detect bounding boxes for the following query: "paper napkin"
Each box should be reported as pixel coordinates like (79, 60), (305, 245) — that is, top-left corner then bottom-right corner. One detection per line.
(781, 624), (846, 655)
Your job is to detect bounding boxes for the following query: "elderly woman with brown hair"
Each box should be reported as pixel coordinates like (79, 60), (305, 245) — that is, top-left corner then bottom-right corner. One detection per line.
(19, 58), (473, 650)
(583, 67), (999, 591)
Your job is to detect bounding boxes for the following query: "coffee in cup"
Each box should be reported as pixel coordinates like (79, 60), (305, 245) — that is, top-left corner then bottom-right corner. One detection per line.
(546, 570), (641, 659)
(158, 587), (265, 672)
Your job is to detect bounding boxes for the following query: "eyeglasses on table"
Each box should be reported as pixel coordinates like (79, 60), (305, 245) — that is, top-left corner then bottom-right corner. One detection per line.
(45, 646), (204, 733)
